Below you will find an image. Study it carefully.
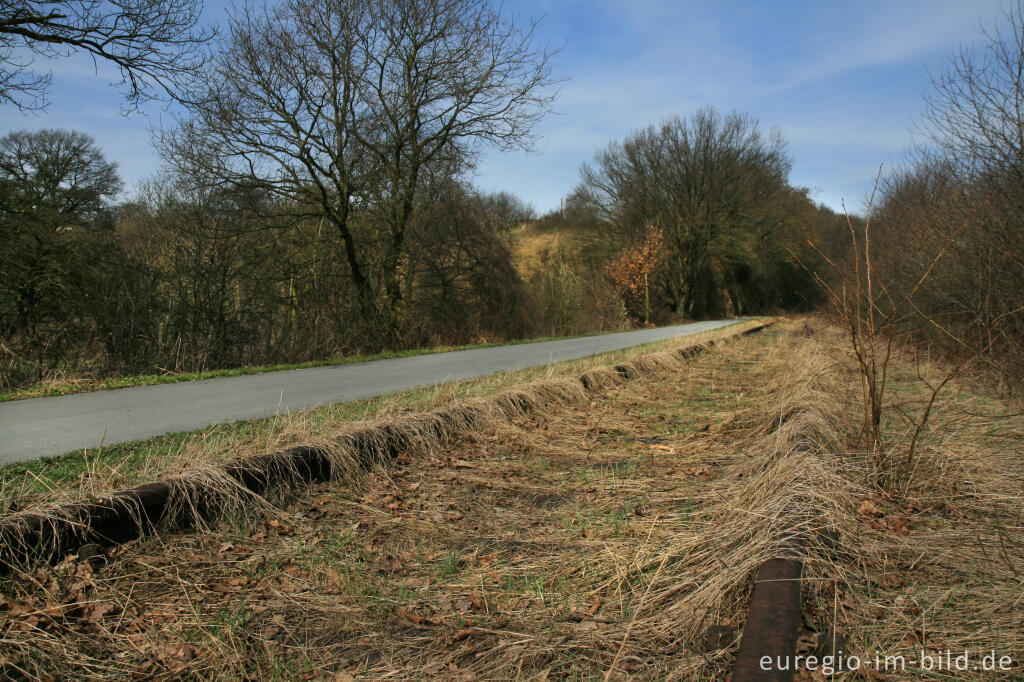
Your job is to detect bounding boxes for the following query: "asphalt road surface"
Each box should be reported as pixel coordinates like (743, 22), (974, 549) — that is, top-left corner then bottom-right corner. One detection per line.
(0, 320), (738, 464)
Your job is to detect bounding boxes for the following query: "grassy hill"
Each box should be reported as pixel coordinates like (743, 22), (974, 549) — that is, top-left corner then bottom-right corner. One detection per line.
(507, 219), (607, 280)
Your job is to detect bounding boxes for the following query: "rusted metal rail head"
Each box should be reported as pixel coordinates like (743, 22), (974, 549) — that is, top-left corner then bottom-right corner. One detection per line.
(0, 443), (345, 568)
(731, 557), (803, 681)
(733, 435), (809, 682)
(740, 319), (773, 335)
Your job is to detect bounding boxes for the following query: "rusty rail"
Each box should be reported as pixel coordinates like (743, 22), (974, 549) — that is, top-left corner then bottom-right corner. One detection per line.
(731, 557), (803, 681)
(732, 433), (810, 681)
(0, 319), (773, 570)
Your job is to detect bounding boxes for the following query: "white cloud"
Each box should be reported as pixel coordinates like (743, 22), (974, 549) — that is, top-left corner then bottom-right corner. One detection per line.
(2, 0), (1009, 216)
(755, 0), (1004, 92)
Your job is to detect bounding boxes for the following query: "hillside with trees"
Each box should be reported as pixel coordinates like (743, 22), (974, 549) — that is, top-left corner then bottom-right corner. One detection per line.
(3, 0), (1017, 398)
(0, 0), (846, 392)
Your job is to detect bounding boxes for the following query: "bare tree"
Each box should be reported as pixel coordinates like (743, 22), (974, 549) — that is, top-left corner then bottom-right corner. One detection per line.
(354, 0), (557, 332)
(922, 1), (1024, 197)
(581, 108), (800, 318)
(403, 181), (530, 343)
(475, 190), (535, 232)
(885, 0), (1024, 385)
(161, 0), (558, 342)
(0, 0), (213, 110)
(0, 129), (122, 375)
(0, 128), (120, 219)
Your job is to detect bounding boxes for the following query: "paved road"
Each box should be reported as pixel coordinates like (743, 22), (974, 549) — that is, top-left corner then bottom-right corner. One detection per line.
(0, 320), (738, 464)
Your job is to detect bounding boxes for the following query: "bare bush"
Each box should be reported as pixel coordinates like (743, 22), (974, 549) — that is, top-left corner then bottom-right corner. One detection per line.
(870, 1), (1024, 391)
(805, 181), (977, 489)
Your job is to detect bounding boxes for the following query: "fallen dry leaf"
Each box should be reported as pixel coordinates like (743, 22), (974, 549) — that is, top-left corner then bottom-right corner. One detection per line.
(0, 600), (34, 619)
(400, 610), (425, 626)
(884, 516), (913, 534)
(878, 573), (906, 588)
(282, 562), (306, 578)
(267, 519), (293, 536)
(87, 601), (116, 621)
(858, 500), (885, 517)
(325, 567), (346, 589)
(166, 644), (197, 673)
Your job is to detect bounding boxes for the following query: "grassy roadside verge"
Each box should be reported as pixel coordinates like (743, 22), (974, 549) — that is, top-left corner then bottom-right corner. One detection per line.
(0, 320), (755, 515)
(1, 324), (667, 403)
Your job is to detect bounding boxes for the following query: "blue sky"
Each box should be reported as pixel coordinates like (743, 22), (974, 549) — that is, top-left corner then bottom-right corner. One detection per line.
(0, 0), (1008, 214)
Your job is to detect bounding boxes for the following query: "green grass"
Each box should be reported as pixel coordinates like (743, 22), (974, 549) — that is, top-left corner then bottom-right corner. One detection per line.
(436, 550), (462, 580)
(0, 391), (395, 505)
(0, 325), (670, 403)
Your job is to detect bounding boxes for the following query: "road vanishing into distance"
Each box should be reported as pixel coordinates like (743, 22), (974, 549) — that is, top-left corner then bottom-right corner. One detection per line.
(0, 320), (739, 464)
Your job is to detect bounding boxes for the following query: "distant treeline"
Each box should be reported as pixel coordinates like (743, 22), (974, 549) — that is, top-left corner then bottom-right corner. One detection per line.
(0, 1), (852, 390)
(0, 134), (558, 386)
(0, 110), (846, 389)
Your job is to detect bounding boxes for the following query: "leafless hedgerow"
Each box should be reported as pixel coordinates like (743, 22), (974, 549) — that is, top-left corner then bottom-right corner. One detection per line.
(867, 0), (1024, 394)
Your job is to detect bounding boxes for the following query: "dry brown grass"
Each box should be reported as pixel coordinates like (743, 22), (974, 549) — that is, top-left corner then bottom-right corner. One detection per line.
(1, 318), (1020, 680)
(508, 223), (585, 279)
(0, 322), (766, 555)
(810, 328), (1024, 680)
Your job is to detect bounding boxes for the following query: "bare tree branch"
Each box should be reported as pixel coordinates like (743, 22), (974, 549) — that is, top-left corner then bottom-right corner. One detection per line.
(0, 0), (214, 110)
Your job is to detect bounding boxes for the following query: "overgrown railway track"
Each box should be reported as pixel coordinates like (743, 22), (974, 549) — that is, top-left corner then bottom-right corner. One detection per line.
(0, 321), (772, 571)
(2, 318), (819, 680)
